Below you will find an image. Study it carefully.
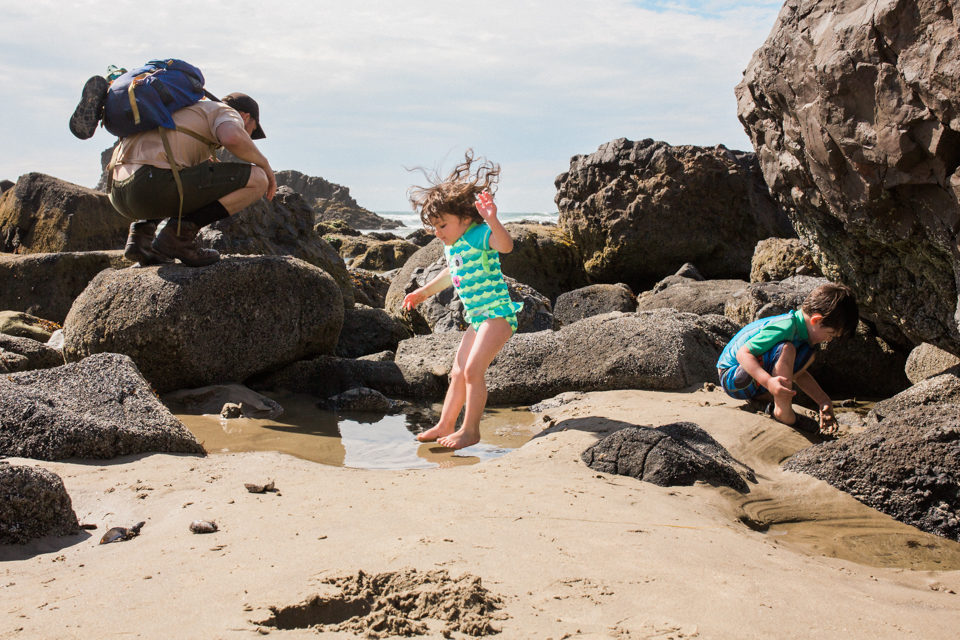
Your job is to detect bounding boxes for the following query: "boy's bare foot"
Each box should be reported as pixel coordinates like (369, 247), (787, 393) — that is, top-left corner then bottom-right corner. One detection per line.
(768, 403), (797, 427)
(437, 428), (480, 450)
(417, 424), (454, 442)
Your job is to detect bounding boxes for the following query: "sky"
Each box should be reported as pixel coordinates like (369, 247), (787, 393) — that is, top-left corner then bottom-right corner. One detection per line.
(0, 0), (785, 213)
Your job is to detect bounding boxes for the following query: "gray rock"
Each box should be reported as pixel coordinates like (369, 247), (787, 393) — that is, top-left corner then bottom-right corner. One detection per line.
(0, 464), (80, 544)
(0, 173), (129, 254)
(62, 256), (344, 394)
(499, 222), (590, 301)
(197, 187), (355, 306)
(723, 276), (827, 327)
(349, 268), (392, 309)
(906, 344), (960, 385)
(0, 333), (64, 373)
(0, 310), (58, 342)
(162, 383), (283, 420)
(737, 0), (960, 357)
(319, 387), (405, 413)
(582, 422), (755, 491)
(350, 238), (419, 271)
(316, 220), (362, 237)
(0, 353), (205, 460)
(336, 306), (412, 359)
(554, 284), (636, 326)
(637, 280), (749, 317)
(751, 238), (821, 283)
(385, 239), (446, 330)
(555, 138), (793, 291)
(404, 228), (435, 247)
(785, 404), (960, 541)
(273, 169), (403, 230)
(0, 180), (14, 194)
(0, 251), (131, 324)
(867, 371), (960, 426)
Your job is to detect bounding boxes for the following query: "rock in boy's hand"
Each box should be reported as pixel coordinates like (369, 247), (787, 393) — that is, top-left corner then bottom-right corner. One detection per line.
(474, 191), (497, 220)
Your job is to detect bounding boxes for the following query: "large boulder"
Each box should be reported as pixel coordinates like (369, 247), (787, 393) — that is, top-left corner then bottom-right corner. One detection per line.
(394, 255), (555, 335)
(499, 223), (590, 301)
(636, 280), (749, 317)
(0, 333), (64, 373)
(274, 170), (403, 230)
(336, 306), (412, 359)
(0, 173), (129, 254)
(0, 310), (59, 341)
(350, 268), (392, 309)
(906, 343), (960, 385)
(750, 238), (822, 283)
(0, 353), (205, 460)
(736, 0), (960, 357)
(785, 404), (960, 541)
(385, 239), (446, 322)
(0, 251), (130, 324)
(197, 186), (354, 306)
(867, 370), (960, 426)
(582, 423), (755, 491)
(62, 256), (344, 393)
(351, 239), (420, 271)
(724, 276), (910, 399)
(555, 138), (793, 291)
(554, 284), (636, 327)
(0, 463), (80, 544)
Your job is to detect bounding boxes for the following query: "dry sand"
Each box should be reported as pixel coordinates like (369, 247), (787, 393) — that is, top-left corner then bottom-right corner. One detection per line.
(2, 387), (960, 639)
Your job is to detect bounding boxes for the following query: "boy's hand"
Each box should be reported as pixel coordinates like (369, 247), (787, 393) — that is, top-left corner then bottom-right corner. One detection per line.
(402, 290), (427, 310)
(819, 401), (838, 435)
(766, 375), (797, 399)
(475, 191), (498, 221)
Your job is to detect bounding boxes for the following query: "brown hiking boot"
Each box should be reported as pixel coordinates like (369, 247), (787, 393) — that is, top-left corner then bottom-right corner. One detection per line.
(151, 220), (220, 267)
(124, 221), (174, 266)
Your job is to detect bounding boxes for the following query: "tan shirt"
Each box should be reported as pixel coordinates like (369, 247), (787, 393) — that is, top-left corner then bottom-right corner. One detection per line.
(111, 101), (244, 180)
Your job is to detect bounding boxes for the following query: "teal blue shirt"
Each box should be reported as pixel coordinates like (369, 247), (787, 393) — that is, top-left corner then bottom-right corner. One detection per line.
(717, 309), (810, 371)
(444, 222), (522, 320)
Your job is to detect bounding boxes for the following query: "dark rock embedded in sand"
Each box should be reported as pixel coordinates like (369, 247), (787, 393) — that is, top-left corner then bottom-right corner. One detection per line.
(0, 251), (131, 324)
(0, 463), (80, 544)
(0, 333), (64, 374)
(62, 256), (344, 394)
(554, 284), (636, 326)
(0, 353), (204, 460)
(197, 186), (354, 306)
(785, 404), (960, 542)
(737, 0), (960, 356)
(555, 138), (793, 291)
(0, 173), (129, 254)
(336, 305), (412, 359)
(582, 423), (755, 491)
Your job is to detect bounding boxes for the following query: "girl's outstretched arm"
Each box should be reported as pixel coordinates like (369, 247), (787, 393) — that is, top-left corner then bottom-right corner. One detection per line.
(476, 191), (513, 253)
(402, 267), (452, 310)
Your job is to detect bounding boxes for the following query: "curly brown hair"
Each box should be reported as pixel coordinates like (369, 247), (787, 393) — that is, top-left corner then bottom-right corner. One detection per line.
(408, 149), (500, 231)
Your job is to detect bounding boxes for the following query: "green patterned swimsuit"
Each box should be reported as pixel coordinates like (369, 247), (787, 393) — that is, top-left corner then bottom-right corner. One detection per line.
(445, 222), (524, 333)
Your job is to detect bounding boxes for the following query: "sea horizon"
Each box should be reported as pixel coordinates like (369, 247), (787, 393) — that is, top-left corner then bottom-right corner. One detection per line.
(373, 210), (560, 232)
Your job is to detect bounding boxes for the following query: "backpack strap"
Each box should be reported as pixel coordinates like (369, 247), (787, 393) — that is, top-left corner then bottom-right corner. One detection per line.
(157, 127), (187, 233)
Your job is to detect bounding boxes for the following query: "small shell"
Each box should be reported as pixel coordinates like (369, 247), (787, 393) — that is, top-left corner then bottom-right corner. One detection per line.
(189, 520), (218, 534)
(99, 527), (128, 544)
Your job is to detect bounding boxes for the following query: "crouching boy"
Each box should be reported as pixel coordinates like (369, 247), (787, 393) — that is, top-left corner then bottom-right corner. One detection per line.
(716, 283), (859, 433)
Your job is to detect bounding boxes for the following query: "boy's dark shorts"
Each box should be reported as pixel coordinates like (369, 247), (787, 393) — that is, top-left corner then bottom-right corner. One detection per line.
(718, 341), (815, 400)
(109, 161), (252, 221)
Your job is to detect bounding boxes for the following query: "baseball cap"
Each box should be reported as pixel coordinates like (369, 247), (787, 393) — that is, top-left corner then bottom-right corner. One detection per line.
(222, 93), (266, 140)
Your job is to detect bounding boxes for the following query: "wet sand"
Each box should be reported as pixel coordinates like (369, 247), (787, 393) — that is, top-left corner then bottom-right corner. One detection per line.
(2, 387), (959, 639)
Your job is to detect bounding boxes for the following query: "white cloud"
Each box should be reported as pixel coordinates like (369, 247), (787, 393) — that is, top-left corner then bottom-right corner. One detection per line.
(0, 0), (783, 211)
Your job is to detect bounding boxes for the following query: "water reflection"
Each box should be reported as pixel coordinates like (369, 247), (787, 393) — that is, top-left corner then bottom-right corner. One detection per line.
(171, 391), (540, 470)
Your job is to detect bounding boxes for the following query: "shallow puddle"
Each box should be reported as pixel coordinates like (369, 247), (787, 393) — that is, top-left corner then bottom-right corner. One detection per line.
(172, 391), (541, 470)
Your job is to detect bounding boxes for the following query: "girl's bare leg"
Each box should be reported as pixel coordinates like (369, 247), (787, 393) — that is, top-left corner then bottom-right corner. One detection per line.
(439, 318), (513, 449)
(417, 328), (476, 442)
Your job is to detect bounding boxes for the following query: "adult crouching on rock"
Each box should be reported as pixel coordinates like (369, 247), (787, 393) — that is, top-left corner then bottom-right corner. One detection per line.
(106, 93), (277, 267)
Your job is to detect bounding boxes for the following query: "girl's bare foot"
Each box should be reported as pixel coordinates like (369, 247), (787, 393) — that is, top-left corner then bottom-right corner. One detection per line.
(437, 428), (480, 450)
(417, 424), (454, 442)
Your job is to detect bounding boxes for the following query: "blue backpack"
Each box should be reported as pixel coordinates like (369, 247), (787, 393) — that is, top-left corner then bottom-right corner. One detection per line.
(103, 59), (214, 137)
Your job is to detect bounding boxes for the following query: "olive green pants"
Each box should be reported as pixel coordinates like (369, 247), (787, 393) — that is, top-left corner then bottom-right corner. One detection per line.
(108, 162), (252, 221)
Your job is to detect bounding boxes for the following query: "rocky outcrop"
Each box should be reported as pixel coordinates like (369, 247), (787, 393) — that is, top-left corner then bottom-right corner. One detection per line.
(0, 353), (205, 460)
(499, 223), (590, 301)
(404, 228), (435, 247)
(736, 0), (960, 357)
(197, 186), (354, 306)
(906, 343), (960, 385)
(636, 280), (750, 318)
(274, 170), (403, 230)
(351, 239), (420, 271)
(336, 306), (413, 359)
(555, 138), (793, 291)
(0, 180), (14, 194)
(162, 384), (283, 420)
(0, 464), (80, 544)
(62, 256), (344, 393)
(0, 334), (64, 373)
(554, 284), (636, 327)
(582, 423), (755, 491)
(0, 173), (130, 254)
(385, 240), (446, 323)
(750, 238), (821, 282)
(394, 255), (556, 335)
(785, 404), (960, 541)
(350, 268), (392, 308)
(867, 370), (960, 425)
(0, 251), (131, 324)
